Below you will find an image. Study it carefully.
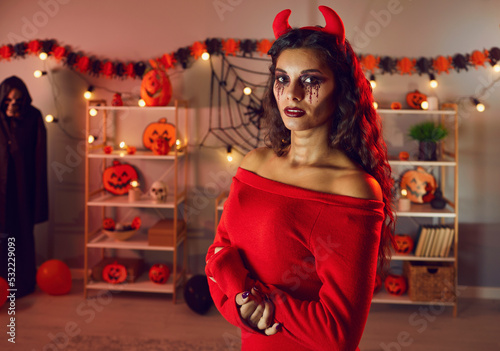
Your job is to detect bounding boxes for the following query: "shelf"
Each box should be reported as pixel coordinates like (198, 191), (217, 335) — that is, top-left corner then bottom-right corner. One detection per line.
(390, 253), (455, 262)
(88, 231), (186, 251)
(90, 105), (178, 111)
(396, 202), (456, 218)
(88, 149), (186, 160)
(377, 108), (456, 115)
(389, 159), (456, 167)
(372, 291), (455, 306)
(86, 273), (179, 294)
(87, 193), (185, 208)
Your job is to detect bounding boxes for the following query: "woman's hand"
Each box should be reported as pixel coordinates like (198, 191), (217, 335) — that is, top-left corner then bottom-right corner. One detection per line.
(236, 287), (281, 336)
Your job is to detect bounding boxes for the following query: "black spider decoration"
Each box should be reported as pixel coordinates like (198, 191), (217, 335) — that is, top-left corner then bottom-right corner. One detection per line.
(240, 39), (256, 57)
(65, 52), (78, 67)
(115, 62), (125, 78)
(379, 56), (396, 74)
(415, 57), (433, 75)
(90, 59), (101, 77)
(134, 61), (146, 78)
(452, 53), (469, 72)
(205, 38), (222, 56)
(489, 47), (500, 66)
(175, 47), (191, 69)
(41, 39), (56, 55)
(13, 42), (26, 57)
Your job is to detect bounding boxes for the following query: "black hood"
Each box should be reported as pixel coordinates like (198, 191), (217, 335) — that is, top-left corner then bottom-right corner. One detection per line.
(0, 76), (33, 116)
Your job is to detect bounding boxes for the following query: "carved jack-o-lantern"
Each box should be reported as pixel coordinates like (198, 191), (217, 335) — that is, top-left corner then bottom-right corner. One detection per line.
(103, 217), (115, 230)
(149, 263), (170, 284)
(153, 137), (172, 155)
(394, 234), (414, 254)
(400, 167), (437, 204)
(142, 118), (176, 151)
(102, 262), (127, 284)
(140, 67), (172, 106)
(406, 90), (427, 109)
(384, 274), (408, 296)
(102, 160), (139, 196)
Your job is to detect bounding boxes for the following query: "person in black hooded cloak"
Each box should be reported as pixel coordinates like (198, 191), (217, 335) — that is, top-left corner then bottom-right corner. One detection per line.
(0, 76), (48, 298)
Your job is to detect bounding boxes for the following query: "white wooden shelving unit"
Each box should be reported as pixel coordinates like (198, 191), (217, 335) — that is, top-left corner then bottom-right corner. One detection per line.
(83, 100), (189, 302)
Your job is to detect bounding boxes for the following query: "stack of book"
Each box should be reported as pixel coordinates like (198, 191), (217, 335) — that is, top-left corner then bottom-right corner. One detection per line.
(414, 225), (455, 257)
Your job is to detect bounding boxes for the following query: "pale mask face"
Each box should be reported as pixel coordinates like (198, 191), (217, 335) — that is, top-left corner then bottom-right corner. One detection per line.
(3, 89), (22, 117)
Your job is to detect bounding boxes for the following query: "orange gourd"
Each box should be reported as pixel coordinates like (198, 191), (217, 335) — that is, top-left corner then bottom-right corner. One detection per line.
(102, 160), (139, 196)
(406, 90), (427, 109)
(142, 118), (176, 151)
(140, 63), (172, 106)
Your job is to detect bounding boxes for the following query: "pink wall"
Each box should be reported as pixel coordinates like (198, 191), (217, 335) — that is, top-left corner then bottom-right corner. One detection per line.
(1, 0), (499, 287)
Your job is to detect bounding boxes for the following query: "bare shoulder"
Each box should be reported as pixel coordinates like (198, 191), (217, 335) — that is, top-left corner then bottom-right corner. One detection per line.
(332, 170), (383, 201)
(239, 147), (274, 172)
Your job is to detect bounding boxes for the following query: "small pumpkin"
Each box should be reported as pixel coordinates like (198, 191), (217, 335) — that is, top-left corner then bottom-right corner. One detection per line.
(131, 217), (141, 230)
(391, 102), (402, 110)
(140, 62), (172, 106)
(398, 151), (410, 161)
(102, 261), (127, 284)
(153, 137), (172, 155)
(142, 118), (176, 151)
(384, 274), (408, 296)
(394, 234), (414, 254)
(102, 160), (139, 196)
(406, 90), (427, 109)
(149, 263), (170, 284)
(103, 217), (115, 230)
(400, 167), (437, 203)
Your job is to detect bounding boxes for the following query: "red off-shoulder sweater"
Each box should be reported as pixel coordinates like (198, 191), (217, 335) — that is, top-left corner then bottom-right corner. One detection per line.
(206, 167), (384, 351)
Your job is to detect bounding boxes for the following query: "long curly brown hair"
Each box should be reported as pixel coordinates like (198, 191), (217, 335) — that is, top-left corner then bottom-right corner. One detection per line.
(262, 29), (395, 267)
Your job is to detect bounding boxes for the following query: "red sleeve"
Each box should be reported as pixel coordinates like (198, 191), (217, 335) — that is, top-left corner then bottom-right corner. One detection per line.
(205, 204), (256, 332)
(263, 206), (382, 351)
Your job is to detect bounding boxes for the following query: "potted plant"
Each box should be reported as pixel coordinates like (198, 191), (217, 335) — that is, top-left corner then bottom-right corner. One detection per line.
(408, 121), (448, 160)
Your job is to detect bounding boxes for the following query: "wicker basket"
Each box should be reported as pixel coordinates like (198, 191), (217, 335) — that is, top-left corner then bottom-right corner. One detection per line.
(403, 261), (455, 302)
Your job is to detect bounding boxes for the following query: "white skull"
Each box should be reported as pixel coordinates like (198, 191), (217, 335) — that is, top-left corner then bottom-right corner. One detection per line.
(149, 181), (167, 203)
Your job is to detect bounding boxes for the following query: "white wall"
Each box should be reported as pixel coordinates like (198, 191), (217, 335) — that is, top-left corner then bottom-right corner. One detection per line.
(0, 0), (499, 287)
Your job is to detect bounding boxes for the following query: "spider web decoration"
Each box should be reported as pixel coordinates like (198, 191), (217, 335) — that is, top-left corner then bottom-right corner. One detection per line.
(199, 54), (271, 153)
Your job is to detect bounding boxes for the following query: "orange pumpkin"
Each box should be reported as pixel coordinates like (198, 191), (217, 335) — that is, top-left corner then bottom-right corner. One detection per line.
(394, 234), (414, 254)
(391, 102), (402, 110)
(400, 167), (437, 203)
(102, 160), (139, 196)
(102, 261), (127, 284)
(398, 151), (410, 161)
(406, 90), (427, 109)
(142, 118), (176, 151)
(149, 263), (170, 284)
(384, 274), (407, 296)
(103, 217), (115, 230)
(140, 67), (172, 106)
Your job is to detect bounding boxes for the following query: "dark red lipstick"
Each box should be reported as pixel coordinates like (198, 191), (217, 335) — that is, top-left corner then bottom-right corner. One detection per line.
(284, 106), (305, 118)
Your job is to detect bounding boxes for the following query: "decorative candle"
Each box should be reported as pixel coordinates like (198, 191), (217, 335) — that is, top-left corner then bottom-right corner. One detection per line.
(427, 96), (438, 110)
(128, 181), (141, 202)
(398, 189), (411, 212)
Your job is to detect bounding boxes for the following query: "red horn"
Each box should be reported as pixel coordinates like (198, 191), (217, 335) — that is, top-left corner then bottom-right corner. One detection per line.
(273, 9), (292, 39)
(318, 5), (345, 44)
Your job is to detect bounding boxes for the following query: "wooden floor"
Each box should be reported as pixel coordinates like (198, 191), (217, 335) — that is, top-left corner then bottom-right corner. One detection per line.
(1, 279), (499, 351)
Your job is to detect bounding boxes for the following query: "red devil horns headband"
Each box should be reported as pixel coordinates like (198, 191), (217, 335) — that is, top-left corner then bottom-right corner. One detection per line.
(272, 5), (345, 45)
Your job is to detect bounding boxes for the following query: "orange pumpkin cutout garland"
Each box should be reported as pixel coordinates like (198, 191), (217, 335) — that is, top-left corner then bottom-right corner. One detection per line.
(400, 167), (437, 203)
(140, 60), (172, 106)
(142, 118), (176, 152)
(102, 160), (139, 196)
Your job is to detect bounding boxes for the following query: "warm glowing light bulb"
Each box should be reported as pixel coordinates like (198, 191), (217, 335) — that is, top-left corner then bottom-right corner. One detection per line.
(84, 91), (93, 99)
(88, 135), (95, 143)
(430, 79), (438, 88)
(33, 70), (43, 78)
(494, 64), (500, 72)
(130, 180), (139, 188)
(138, 99), (146, 107)
(369, 74), (376, 89)
(421, 101), (429, 110)
(243, 87), (252, 95)
(45, 114), (54, 123)
(373, 101), (378, 109)
(201, 52), (210, 61)
(89, 108), (98, 116)
(226, 145), (233, 162)
(227, 154), (233, 162)
(39, 52), (48, 60)
(476, 103), (485, 112)
(119, 141), (127, 149)
(401, 189), (408, 197)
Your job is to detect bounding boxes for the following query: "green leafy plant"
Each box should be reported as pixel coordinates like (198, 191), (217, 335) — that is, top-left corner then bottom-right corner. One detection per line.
(408, 121), (448, 142)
